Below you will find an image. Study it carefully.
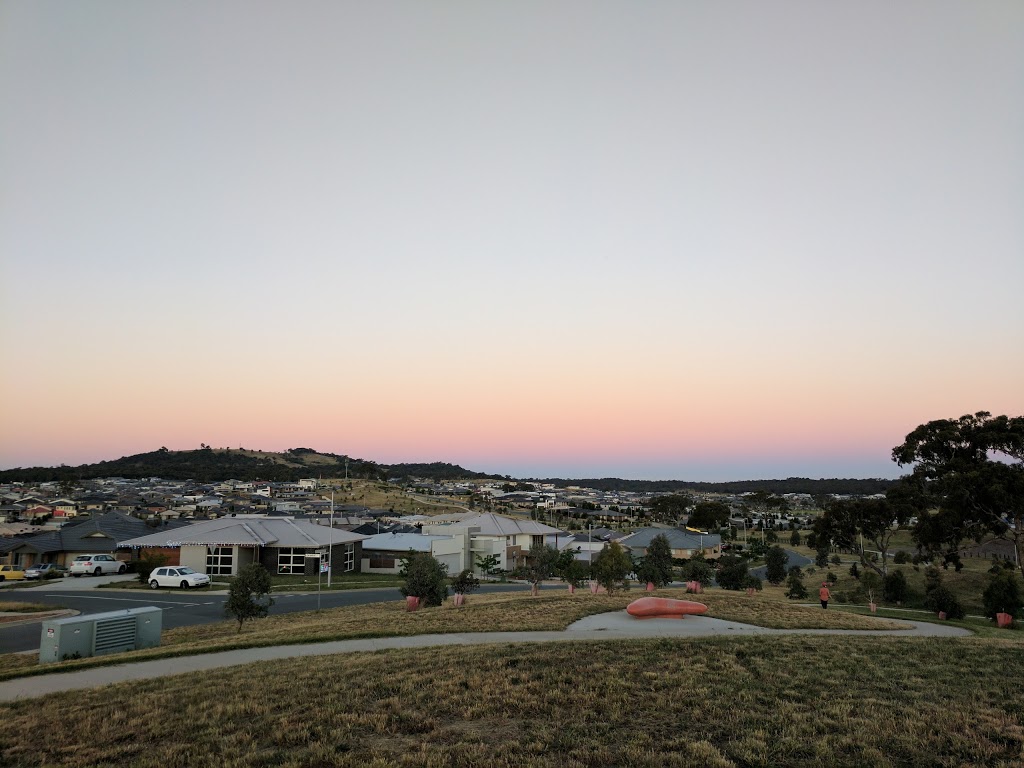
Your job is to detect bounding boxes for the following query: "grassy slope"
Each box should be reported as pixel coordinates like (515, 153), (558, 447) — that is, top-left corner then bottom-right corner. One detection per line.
(2, 635), (1023, 767)
(321, 479), (470, 516)
(0, 589), (912, 681)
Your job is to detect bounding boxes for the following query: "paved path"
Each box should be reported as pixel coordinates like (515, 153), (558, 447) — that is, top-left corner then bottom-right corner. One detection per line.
(0, 611), (970, 703)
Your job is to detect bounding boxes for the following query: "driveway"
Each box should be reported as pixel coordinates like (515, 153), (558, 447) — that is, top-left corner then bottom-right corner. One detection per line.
(11, 574), (139, 592)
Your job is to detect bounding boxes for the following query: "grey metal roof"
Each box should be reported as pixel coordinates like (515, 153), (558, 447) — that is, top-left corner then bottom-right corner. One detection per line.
(119, 517), (367, 548)
(619, 527), (722, 551)
(443, 513), (563, 536)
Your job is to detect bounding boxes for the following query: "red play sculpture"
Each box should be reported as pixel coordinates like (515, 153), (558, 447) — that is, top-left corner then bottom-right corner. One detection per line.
(626, 597), (708, 619)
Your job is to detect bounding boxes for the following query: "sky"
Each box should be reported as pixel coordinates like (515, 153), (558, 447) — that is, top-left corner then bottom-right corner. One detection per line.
(1, 1), (1022, 481)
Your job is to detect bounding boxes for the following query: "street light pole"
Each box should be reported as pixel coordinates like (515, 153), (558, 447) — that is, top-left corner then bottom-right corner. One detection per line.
(328, 489), (334, 588)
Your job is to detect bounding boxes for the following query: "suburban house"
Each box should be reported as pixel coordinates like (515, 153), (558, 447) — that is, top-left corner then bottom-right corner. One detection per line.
(421, 513), (566, 573)
(360, 531), (459, 574)
(49, 499), (79, 518)
(119, 516), (367, 577)
(565, 527), (629, 563)
(619, 527), (723, 560)
(0, 512), (158, 568)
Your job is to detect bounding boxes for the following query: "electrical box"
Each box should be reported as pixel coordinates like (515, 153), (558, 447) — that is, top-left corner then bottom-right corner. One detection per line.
(39, 607), (162, 664)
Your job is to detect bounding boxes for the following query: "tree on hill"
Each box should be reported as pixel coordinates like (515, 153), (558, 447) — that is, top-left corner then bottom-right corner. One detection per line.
(785, 566), (809, 599)
(765, 546), (788, 585)
(400, 553), (449, 607)
(646, 494), (693, 524)
(592, 542), (633, 593)
(892, 412), (1024, 581)
(687, 501), (731, 531)
(224, 564), (274, 633)
(679, 550), (714, 587)
(635, 534), (674, 587)
(515, 544), (561, 596)
(983, 565), (1023, 620)
(715, 554), (749, 591)
(812, 494), (913, 577)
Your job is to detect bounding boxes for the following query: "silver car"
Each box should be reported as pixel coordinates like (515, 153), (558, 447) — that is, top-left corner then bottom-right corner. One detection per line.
(23, 563), (66, 580)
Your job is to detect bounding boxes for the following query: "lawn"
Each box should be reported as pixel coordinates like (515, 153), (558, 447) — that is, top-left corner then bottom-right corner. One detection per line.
(0, 588), (912, 681)
(98, 572), (405, 592)
(2, 634), (1023, 766)
(796, 554), (1020, 618)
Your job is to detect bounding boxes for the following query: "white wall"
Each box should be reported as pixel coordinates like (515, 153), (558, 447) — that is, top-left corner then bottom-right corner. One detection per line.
(180, 545), (207, 572)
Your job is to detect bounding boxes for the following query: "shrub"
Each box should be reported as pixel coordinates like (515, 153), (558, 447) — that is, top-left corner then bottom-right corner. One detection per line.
(785, 567), (808, 600)
(924, 585), (965, 619)
(860, 571), (883, 604)
(135, 551), (169, 584)
(400, 553), (449, 607)
(716, 554), (749, 591)
(983, 569), (1024, 620)
(680, 551), (715, 587)
(557, 557), (590, 589)
(743, 575), (763, 592)
(815, 548), (829, 568)
(789, 529), (801, 547)
(826, 572), (838, 584)
(224, 564), (274, 632)
(450, 569), (480, 596)
(893, 550), (910, 564)
(883, 570), (908, 604)
(830, 555), (842, 566)
(849, 562), (860, 580)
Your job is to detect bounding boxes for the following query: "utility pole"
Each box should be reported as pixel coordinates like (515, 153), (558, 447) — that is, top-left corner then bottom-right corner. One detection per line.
(328, 489), (334, 588)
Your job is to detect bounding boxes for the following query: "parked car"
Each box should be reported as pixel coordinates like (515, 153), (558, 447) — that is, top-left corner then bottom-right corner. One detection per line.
(23, 563), (67, 580)
(0, 565), (26, 581)
(149, 566), (211, 590)
(68, 554), (127, 577)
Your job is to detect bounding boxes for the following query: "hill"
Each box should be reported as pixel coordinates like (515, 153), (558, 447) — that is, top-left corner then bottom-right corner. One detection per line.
(0, 449), (894, 493)
(0, 448), (498, 484)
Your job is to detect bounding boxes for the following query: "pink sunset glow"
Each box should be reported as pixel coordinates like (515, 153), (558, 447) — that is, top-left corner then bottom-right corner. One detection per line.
(2, 2), (1022, 480)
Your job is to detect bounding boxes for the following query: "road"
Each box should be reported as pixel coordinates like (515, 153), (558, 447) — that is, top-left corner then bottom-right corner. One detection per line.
(0, 582), (538, 655)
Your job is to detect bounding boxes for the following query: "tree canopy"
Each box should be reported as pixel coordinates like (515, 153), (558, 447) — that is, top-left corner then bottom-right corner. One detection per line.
(635, 534), (674, 587)
(645, 494), (693, 524)
(686, 501), (731, 531)
(893, 412), (1024, 580)
(812, 495), (912, 576)
(224, 564), (274, 633)
(592, 542), (634, 593)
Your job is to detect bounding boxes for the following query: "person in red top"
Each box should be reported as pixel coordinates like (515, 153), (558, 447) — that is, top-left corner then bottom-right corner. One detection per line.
(819, 582), (832, 610)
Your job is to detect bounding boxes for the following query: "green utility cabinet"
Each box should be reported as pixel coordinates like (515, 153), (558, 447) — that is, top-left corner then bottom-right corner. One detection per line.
(39, 607), (162, 664)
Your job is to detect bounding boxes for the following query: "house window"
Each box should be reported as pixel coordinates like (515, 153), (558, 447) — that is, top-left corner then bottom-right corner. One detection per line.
(368, 554), (394, 569)
(277, 547), (307, 575)
(532, 535), (544, 548)
(344, 543), (355, 572)
(206, 546), (234, 575)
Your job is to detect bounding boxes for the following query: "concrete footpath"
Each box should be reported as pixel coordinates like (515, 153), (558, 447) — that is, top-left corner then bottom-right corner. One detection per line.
(0, 612), (969, 703)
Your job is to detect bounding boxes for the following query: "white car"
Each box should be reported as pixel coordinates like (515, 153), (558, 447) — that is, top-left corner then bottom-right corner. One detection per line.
(149, 566), (211, 590)
(68, 554), (126, 577)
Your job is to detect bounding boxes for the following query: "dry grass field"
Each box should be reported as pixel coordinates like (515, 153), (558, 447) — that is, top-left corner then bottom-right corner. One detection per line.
(321, 479), (469, 516)
(0, 589), (910, 681)
(2, 634), (1023, 766)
